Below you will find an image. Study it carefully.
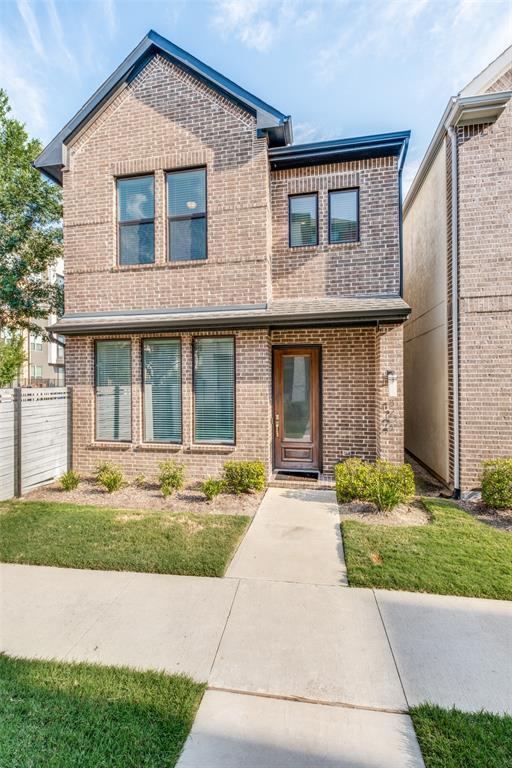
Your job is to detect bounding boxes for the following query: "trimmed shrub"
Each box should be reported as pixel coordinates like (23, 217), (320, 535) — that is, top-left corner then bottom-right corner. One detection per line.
(481, 458), (512, 510)
(97, 464), (125, 494)
(95, 461), (115, 483)
(133, 473), (147, 488)
(222, 460), (266, 494)
(158, 460), (185, 498)
(335, 458), (415, 512)
(366, 460), (415, 513)
(201, 477), (225, 501)
(335, 458), (373, 503)
(59, 470), (80, 491)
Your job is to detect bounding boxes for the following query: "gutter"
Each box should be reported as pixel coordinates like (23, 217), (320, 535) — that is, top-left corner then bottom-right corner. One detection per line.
(448, 126), (460, 499)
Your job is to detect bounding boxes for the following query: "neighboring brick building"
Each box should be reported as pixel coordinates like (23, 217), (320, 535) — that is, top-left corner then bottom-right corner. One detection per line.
(403, 46), (512, 493)
(35, 30), (410, 481)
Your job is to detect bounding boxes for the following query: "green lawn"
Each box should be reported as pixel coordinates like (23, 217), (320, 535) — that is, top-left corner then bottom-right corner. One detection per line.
(0, 500), (249, 577)
(341, 499), (512, 599)
(411, 704), (512, 768)
(0, 654), (204, 768)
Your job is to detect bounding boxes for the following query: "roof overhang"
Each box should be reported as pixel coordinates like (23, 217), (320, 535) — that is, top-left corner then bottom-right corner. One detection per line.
(269, 131), (411, 171)
(34, 29), (292, 185)
(404, 91), (512, 215)
(49, 297), (410, 336)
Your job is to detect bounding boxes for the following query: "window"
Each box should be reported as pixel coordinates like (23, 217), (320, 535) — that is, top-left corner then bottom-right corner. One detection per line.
(289, 194), (318, 247)
(329, 189), (359, 244)
(143, 339), (182, 443)
(95, 340), (132, 441)
(167, 169), (206, 261)
(30, 365), (43, 379)
(56, 368), (65, 386)
(30, 333), (43, 351)
(194, 337), (234, 444)
(57, 337), (65, 359)
(117, 176), (155, 265)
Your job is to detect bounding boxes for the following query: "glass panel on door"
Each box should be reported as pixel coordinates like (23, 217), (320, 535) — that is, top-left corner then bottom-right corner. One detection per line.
(282, 355), (311, 441)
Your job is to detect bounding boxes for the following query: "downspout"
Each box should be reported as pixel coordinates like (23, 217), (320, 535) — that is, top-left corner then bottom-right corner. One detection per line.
(397, 136), (409, 298)
(447, 126), (461, 498)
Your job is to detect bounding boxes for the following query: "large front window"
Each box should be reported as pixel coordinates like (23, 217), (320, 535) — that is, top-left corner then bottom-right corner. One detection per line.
(95, 340), (132, 441)
(289, 194), (318, 247)
(143, 339), (182, 443)
(194, 337), (234, 444)
(117, 176), (155, 265)
(329, 189), (359, 244)
(167, 169), (207, 261)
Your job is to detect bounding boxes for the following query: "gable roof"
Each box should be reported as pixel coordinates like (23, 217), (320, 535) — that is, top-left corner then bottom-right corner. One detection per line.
(34, 29), (292, 184)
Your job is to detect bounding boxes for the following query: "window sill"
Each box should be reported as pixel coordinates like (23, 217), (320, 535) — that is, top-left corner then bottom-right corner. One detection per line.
(110, 260), (207, 273)
(134, 443), (183, 452)
(186, 444), (236, 454)
(88, 442), (132, 451)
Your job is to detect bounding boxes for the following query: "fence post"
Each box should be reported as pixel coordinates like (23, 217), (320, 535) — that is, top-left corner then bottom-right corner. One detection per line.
(13, 387), (22, 497)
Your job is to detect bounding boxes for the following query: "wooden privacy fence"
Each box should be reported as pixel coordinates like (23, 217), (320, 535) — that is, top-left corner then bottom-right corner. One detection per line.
(0, 387), (71, 500)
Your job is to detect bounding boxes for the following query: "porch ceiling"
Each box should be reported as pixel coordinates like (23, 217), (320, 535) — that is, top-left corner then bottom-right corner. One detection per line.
(49, 296), (410, 336)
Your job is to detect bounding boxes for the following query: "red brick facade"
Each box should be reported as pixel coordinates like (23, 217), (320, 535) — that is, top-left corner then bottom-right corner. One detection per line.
(62, 52), (406, 481)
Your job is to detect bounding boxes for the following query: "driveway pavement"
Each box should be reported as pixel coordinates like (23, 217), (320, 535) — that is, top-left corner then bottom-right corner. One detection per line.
(2, 487), (511, 767)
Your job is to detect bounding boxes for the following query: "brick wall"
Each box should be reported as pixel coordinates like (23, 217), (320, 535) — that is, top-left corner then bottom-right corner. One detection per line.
(455, 87), (512, 489)
(63, 55), (270, 314)
(271, 158), (400, 299)
(66, 329), (272, 481)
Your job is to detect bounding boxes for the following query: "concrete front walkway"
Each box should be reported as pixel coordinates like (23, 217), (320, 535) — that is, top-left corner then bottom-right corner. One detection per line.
(2, 488), (511, 767)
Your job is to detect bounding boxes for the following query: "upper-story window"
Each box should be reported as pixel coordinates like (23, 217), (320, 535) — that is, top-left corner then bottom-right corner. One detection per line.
(329, 189), (359, 244)
(117, 176), (155, 265)
(30, 332), (43, 351)
(167, 169), (207, 261)
(289, 193), (318, 247)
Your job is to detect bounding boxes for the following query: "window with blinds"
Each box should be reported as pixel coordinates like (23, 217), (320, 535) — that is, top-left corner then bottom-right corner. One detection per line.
(289, 194), (318, 247)
(117, 176), (155, 265)
(143, 339), (182, 443)
(329, 189), (359, 244)
(95, 340), (132, 442)
(194, 337), (234, 444)
(167, 168), (207, 261)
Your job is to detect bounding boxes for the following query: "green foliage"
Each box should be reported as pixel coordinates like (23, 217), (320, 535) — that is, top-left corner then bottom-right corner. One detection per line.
(158, 460), (184, 498)
(201, 477), (225, 501)
(0, 655), (205, 768)
(0, 89), (63, 335)
(59, 470), (80, 491)
(96, 462), (124, 494)
(133, 473), (147, 489)
(366, 460), (415, 512)
(335, 458), (414, 512)
(222, 460), (266, 494)
(481, 458), (512, 510)
(335, 458), (373, 503)
(0, 332), (25, 387)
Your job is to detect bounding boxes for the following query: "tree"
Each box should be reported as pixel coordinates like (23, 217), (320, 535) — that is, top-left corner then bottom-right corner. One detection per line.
(0, 333), (25, 387)
(0, 89), (63, 337)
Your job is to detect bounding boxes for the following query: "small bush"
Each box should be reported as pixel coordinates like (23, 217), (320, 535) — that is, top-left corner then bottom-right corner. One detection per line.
(60, 470), (80, 491)
(481, 458), (512, 510)
(158, 460), (184, 498)
(201, 477), (225, 501)
(335, 458), (373, 503)
(133, 473), (146, 488)
(366, 460), (415, 513)
(335, 458), (415, 512)
(96, 463), (124, 494)
(222, 460), (266, 494)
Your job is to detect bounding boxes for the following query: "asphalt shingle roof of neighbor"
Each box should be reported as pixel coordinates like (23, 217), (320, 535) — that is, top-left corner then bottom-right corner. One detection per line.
(49, 296), (410, 335)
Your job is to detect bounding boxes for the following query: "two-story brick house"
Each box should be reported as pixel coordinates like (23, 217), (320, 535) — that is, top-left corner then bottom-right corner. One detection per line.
(35, 30), (410, 481)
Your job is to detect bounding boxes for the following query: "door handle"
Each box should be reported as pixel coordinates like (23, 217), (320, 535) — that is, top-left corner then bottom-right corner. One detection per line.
(275, 414), (280, 437)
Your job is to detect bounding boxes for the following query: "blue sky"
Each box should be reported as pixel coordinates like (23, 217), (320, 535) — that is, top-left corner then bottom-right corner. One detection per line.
(1, 0), (511, 189)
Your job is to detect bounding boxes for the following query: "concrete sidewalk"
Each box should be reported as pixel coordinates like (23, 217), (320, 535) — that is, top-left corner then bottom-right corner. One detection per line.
(2, 488), (511, 767)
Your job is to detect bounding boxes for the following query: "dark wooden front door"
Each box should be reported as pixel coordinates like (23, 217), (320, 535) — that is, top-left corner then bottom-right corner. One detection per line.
(273, 347), (320, 471)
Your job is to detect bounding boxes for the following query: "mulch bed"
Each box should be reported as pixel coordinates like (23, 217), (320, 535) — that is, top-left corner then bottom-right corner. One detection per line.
(26, 479), (263, 517)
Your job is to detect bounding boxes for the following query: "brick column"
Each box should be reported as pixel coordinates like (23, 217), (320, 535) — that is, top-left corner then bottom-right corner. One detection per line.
(375, 324), (404, 464)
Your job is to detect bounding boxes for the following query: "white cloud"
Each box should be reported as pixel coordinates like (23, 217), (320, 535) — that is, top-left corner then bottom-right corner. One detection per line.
(16, 0), (45, 58)
(0, 33), (47, 134)
(45, 0), (77, 72)
(103, 0), (117, 38)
